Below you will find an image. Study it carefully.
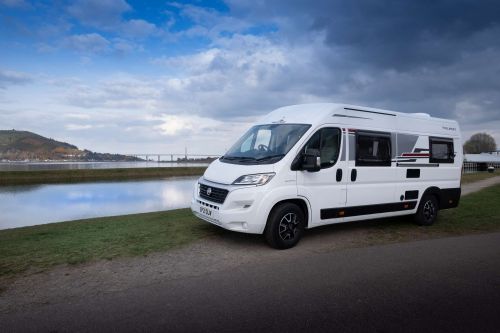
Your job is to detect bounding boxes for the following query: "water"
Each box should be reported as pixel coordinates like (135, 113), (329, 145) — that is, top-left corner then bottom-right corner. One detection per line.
(0, 177), (198, 230)
(0, 161), (209, 171)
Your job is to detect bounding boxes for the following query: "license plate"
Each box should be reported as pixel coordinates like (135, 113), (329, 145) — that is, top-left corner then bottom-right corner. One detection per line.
(199, 206), (213, 217)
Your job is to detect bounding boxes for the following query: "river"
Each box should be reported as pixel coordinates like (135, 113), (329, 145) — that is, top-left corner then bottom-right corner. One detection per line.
(0, 177), (198, 230)
(0, 161), (209, 171)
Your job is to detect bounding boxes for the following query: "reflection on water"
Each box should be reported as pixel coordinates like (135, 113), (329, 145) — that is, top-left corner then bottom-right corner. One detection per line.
(0, 161), (209, 171)
(0, 177), (198, 230)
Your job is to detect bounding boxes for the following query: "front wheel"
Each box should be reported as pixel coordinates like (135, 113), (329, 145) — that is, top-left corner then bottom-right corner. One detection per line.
(414, 195), (439, 226)
(264, 203), (305, 249)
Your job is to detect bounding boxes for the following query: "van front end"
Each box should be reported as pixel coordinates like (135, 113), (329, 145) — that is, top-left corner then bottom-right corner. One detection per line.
(190, 177), (274, 234)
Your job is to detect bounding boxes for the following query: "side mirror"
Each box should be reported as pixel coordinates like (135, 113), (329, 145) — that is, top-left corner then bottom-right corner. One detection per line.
(302, 148), (321, 172)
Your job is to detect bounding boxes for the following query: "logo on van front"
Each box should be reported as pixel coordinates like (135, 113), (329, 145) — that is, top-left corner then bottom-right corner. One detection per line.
(206, 187), (212, 196)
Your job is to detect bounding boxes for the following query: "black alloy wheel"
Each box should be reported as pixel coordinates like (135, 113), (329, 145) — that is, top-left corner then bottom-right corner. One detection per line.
(414, 194), (439, 226)
(265, 203), (305, 249)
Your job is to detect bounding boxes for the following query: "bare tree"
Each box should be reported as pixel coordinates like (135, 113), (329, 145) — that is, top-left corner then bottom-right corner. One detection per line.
(463, 133), (497, 154)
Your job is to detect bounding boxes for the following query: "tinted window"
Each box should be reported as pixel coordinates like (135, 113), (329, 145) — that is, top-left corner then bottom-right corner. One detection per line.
(430, 137), (454, 163)
(356, 131), (392, 167)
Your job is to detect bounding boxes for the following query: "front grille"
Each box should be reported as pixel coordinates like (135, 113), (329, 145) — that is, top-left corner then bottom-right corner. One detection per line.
(199, 183), (229, 204)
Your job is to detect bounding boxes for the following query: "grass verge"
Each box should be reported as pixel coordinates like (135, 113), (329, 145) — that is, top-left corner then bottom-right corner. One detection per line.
(0, 167), (206, 185)
(1, 184), (499, 281)
(0, 209), (218, 278)
(362, 184), (500, 244)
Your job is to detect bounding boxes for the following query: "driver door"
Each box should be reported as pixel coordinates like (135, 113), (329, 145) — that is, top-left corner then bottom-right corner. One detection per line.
(296, 127), (347, 226)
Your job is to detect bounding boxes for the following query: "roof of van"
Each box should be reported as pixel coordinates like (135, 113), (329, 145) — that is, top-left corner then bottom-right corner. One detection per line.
(257, 103), (461, 137)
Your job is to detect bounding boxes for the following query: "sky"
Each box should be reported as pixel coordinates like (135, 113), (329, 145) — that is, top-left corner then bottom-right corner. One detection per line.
(1, 0), (499, 155)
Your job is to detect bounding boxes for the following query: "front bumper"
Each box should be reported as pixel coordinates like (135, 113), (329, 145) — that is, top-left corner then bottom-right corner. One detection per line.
(190, 180), (267, 234)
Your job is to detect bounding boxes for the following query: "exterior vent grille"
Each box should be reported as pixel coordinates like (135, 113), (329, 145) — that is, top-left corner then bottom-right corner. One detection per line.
(199, 184), (228, 204)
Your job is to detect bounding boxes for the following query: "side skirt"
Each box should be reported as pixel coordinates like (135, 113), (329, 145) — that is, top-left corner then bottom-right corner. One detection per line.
(321, 201), (418, 220)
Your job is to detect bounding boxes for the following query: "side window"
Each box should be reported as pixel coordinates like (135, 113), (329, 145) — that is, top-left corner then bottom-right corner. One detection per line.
(430, 137), (454, 163)
(303, 128), (341, 168)
(356, 131), (392, 167)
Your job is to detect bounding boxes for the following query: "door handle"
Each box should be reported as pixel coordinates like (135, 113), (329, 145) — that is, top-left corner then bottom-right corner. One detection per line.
(351, 169), (357, 182)
(336, 169), (342, 182)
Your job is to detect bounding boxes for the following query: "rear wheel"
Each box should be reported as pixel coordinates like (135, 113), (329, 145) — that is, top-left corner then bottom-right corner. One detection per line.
(414, 194), (439, 226)
(265, 203), (304, 249)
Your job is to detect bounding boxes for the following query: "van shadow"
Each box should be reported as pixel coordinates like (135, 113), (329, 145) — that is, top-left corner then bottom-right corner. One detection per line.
(202, 215), (415, 250)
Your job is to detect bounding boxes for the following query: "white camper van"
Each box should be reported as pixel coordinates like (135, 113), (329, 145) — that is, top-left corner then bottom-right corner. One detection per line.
(191, 103), (462, 249)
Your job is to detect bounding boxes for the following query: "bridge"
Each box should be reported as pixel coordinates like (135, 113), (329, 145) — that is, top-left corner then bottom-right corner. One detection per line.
(125, 153), (222, 162)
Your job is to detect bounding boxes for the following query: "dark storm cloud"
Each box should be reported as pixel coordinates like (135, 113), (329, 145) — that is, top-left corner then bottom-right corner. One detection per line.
(309, 0), (500, 69)
(226, 0), (500, 133)
(231, 0), (500, 70)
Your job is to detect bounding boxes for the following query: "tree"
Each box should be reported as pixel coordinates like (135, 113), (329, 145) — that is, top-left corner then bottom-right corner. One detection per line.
(463, 133), (497, 154)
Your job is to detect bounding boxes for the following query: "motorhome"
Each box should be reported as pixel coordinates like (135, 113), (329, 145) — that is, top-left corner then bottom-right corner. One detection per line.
(191, 103), (462, 249)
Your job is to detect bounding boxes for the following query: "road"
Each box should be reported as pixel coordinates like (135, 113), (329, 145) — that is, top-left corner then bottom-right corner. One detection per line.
(2, 232), (500, 332)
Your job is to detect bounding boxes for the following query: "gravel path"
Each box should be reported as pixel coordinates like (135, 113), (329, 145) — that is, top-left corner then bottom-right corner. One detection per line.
(462, 175), (500, 195)
(2, 232), (500, 332)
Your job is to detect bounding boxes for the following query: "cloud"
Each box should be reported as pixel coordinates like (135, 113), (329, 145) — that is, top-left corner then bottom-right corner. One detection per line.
(64, 76), (162, 110)
(61, 34), (142, 55)
(163, 2), (258, 40)
(113, 38), (144, 53)
(121, 19), (159, 38)
(228, 0), (500, 68)
(63, 33), (110, 54)
(0, 69), (33, 88)
(153, 114), (221, 136)
(3, 0), (500, 153)
(67, 0), (131, 30)
(67, 0), (160, 40)
(65, 124), (93, 131)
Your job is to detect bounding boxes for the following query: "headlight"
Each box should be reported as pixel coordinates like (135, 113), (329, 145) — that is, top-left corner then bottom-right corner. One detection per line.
(232, 173), (275, 186)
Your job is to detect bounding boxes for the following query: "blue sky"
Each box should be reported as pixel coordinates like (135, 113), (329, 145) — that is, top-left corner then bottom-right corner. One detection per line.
(1, 0), (499, 154)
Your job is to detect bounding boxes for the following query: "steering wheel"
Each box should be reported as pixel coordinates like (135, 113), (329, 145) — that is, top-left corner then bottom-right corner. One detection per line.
(257, 144), (269, 152)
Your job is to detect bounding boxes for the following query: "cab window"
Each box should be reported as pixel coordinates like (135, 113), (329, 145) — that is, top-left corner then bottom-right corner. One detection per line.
(303, 128), (341, 168)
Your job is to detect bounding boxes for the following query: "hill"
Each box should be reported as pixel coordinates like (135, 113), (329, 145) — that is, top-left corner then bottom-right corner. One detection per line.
(0, 130), (140, 162)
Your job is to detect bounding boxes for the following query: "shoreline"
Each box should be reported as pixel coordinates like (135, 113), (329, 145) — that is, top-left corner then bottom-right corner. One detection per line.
(0, 167), (206, 186)
(0, 183), (499, 281)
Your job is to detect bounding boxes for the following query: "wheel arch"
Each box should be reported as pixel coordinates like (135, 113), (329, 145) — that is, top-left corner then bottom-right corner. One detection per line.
(421, 186), (441, 205)
(267, 198), (311, 229)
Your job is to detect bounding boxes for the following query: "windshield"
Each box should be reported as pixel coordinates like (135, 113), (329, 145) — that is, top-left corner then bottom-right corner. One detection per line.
(221, 124), (311, 164)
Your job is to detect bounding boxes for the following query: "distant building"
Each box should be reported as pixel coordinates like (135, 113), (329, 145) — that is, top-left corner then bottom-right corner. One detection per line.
(464, 153), (500, 163)
(464, 153), (500, 172)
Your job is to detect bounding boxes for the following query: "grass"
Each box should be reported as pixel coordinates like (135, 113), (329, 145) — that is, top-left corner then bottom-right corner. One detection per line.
(0, 209), (219, 278)
(1, 184), (499, 281)
(0, 167), (493, 186)
(0, 167), (206, 185)
(461, 171), (499, 184)
(363, 184), (500, 244)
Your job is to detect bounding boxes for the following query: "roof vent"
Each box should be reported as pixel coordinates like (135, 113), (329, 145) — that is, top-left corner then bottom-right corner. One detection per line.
(410, 113), (431, 118)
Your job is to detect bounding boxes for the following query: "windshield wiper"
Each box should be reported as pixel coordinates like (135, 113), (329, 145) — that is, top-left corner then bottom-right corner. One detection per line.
(256, 154), (285, 161)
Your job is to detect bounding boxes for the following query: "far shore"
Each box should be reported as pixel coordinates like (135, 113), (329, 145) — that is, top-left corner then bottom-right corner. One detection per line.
(0, 167), (207, 186)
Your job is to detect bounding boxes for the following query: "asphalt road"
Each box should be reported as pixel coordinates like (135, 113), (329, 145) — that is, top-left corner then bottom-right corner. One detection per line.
(2, 232), (500, 333)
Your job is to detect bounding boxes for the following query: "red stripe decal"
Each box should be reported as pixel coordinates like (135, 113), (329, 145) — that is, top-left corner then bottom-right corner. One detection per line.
(401, 153), (430, 157)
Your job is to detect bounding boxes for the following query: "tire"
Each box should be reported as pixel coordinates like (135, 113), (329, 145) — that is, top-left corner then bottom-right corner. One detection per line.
(264, 203), (305, 249)
(414, 194), (439, 226)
